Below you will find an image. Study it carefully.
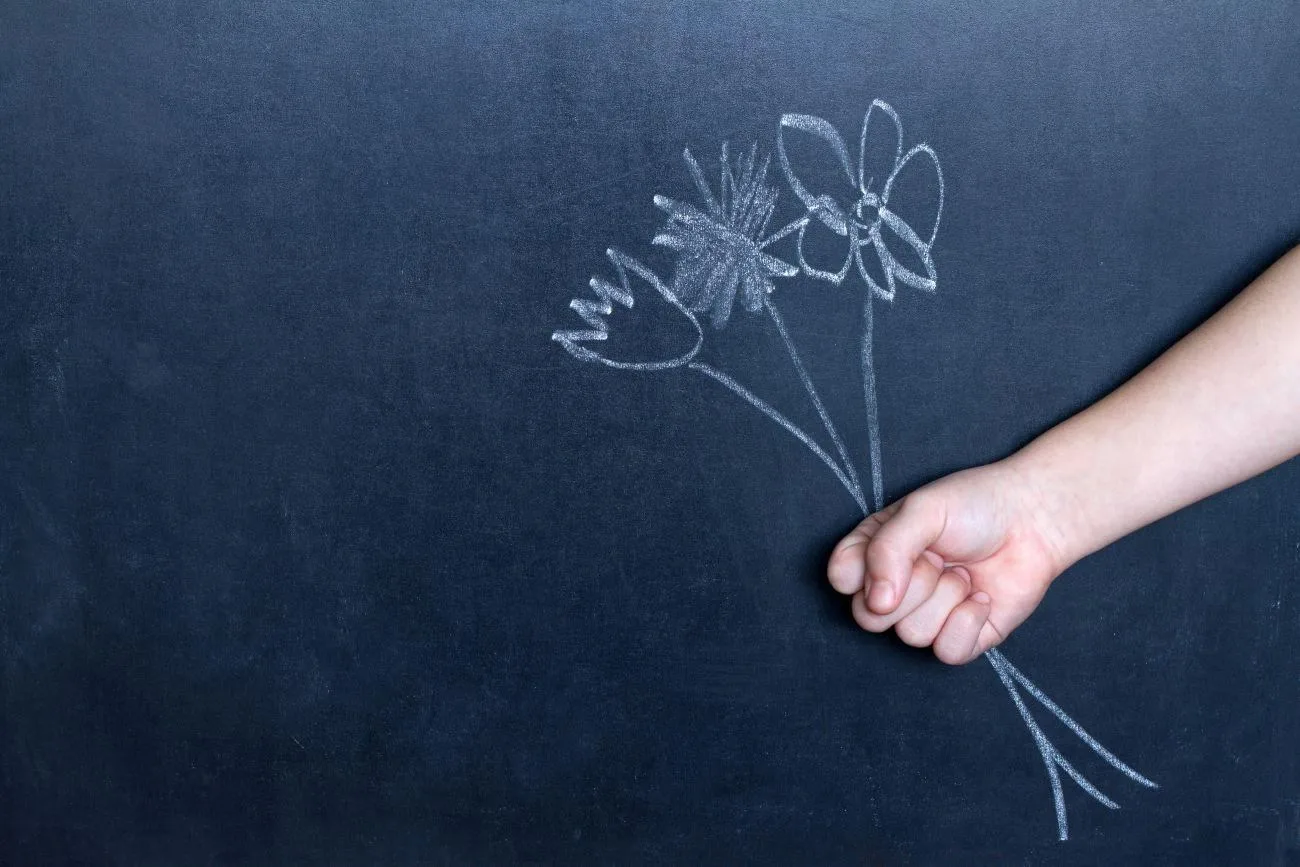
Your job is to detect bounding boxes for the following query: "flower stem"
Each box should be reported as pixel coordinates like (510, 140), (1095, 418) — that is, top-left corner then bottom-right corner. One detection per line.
(984, 647), (1157, 840)
(988, 648), (1157, 789)
(763, 297), (866, 511)
(861, 297), (885, 511)
(987, 649), (1071, 839)
(689, 362), (869, 513)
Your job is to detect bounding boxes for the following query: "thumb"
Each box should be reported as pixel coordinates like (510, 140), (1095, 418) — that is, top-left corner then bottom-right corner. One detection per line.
(864, 493), (947, 615)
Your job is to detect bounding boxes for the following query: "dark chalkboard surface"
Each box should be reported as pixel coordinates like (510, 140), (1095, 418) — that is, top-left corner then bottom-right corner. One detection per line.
(4, 1), (1300, 864)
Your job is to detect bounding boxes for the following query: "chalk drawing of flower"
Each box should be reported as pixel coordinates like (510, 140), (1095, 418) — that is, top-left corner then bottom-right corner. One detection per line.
(775, 101), (945, 515)
(777, 100), (943, 302)
(652, 143), (799, 328)
(552, 247), (704, 371)
(554, 141), (867, 510)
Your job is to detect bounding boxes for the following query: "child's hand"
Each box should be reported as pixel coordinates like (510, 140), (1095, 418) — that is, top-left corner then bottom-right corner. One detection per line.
(827, 246), (1300, 664)
(827, 461), (1068, 664)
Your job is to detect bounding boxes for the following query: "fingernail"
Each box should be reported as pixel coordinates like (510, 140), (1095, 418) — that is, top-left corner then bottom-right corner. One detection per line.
(868, 581), (894, 611)
(971, 591), (991, 605)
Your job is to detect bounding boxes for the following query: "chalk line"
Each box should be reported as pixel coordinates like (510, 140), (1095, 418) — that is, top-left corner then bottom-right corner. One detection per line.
(764, 296), (866, 510)
(690, 362), (869, 514)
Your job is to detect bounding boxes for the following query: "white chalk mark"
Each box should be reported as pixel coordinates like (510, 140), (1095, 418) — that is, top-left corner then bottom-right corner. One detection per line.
(759, 214), (809, 248)
(777, 103), (943, 304)
(776, 104), (945, 509)
(860, 293), (885, 511)
(690, 362), (869, 514)
(654, 146), (796, 328)
(552, 248), (704, 371)
(988, 650), (1070, 840)
(798, 217), (857, 284)
(777, 113), (855, 235)
(764, 296), (866, 510)
(683, 148), (721, 218)
(776, 114), (859, 284)
(990, 648), (1158, 789)
(884, 142), (945, 248)
(986, 647), (1157, 841)
(1053, 751), (1119, 810)
(857, 100), (903, 199)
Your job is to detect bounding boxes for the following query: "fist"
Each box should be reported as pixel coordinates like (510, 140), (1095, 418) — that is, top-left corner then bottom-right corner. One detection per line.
(827, 462), (1066, 664)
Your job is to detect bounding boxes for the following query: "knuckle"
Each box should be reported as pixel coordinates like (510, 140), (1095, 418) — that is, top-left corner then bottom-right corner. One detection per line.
(826, 559), (863, 594)
(900, 489), (941, 522)
(839, 526), (871, 550)
(953, 604), (983, 631)
(937, 572), (966, 596)
(899, 490), (929, 512)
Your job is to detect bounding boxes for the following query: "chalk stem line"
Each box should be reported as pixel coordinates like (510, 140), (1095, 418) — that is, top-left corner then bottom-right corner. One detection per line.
(762, 296), (866, 511)
(689, 362), (869, 514)
(691, 355), (1156, 840)
(860, 296), (885, 511)
(986, 647), (1158, 840)
(759, 213), (885, 513)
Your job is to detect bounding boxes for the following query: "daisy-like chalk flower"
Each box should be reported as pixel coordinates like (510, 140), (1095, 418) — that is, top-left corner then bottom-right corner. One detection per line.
(652, 142), (799, 328)
(777, 100), (944, 301)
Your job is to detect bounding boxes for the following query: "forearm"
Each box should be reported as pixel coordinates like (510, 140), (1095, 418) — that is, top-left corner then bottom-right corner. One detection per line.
(1009, 245), (1300, 570)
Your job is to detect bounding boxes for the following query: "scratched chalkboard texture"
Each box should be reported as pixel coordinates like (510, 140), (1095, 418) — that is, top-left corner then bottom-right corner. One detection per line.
(3, 1), (1300, 864)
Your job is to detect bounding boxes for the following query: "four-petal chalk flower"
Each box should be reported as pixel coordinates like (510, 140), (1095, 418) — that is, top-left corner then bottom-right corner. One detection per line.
(776, 102), (946, 514)
(777, 100), (943, 302)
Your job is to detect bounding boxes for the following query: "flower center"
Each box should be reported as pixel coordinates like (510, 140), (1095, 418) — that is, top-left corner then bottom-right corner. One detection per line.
(853, 191), (884, 226)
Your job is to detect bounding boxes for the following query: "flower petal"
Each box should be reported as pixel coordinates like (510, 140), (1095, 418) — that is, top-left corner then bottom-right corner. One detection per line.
(739, 260), (771, 313)
(707, 262), (741, 328)
(858, 100), (904, 200)
(777, 113), (855, 235)
(883, 143), (944, 249)
(797, 216), (855, 285)
(758, 251), (799, 278)
(864, 225), (899, 302)
(552, 248), (704, 370)
(877, 207), (937, 293)
(668, 251), (715, 313)
(853, 229), (890, 300)
(682, 148), (722, 220)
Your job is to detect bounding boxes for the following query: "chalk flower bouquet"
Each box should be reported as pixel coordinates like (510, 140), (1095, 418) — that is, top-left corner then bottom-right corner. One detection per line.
(552, 101), (1156, 840)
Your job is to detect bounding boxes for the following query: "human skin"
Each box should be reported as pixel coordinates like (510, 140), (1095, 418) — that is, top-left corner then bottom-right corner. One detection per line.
(826, 244), (1300, 664)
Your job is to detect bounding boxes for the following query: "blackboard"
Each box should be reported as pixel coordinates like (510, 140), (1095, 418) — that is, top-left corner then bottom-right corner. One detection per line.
(4, 1), (1300, 864)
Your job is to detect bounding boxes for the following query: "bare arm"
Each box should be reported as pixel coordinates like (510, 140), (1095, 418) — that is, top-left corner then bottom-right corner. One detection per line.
(827, 245), (1300, 664)
(1017, 244), (1300, 570)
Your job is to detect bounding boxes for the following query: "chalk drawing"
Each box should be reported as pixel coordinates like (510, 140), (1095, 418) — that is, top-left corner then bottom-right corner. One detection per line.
(552, 101), (1156, 841)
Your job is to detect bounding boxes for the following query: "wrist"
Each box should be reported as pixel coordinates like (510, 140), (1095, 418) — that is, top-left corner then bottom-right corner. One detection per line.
(1000, 438), (1102, 576)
